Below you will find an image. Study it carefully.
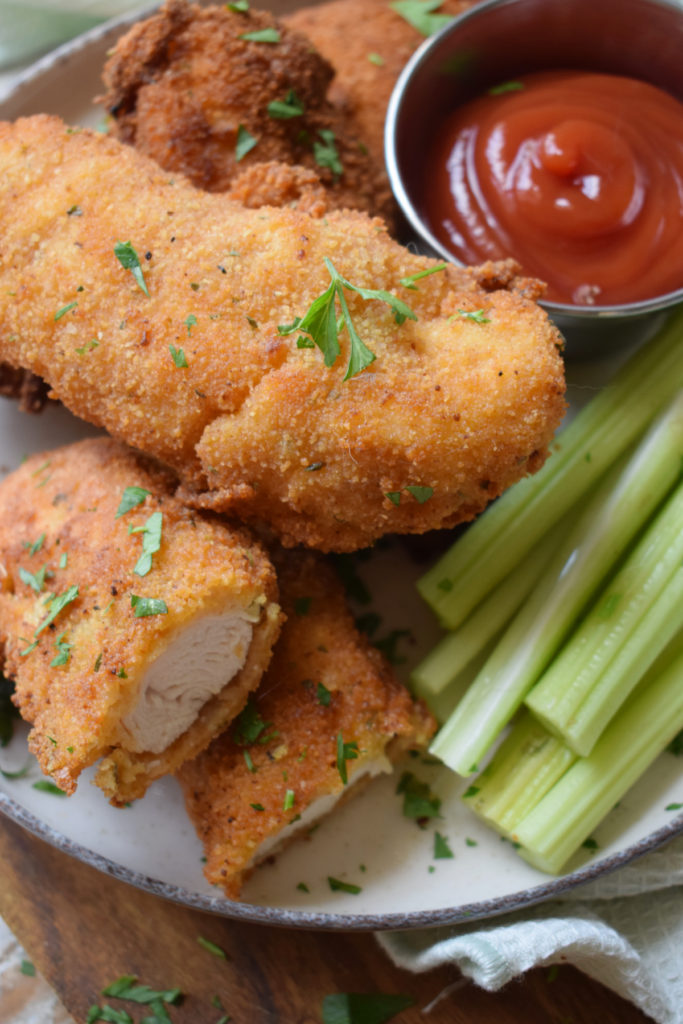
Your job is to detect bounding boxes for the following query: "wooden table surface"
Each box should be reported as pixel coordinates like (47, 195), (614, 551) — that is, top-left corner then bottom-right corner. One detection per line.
(0, 815), (653, 1024)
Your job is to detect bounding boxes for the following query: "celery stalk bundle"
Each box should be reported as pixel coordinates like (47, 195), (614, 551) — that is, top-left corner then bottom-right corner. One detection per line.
(414, 311), (683, 872)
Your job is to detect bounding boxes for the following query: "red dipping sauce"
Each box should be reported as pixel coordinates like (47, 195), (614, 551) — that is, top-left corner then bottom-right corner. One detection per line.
(425, 71), (683, 306)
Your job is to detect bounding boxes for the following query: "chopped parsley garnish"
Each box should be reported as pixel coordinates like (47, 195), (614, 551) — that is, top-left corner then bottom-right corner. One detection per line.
(32, 780), (67, 796)
(463, 784), (480, 798)
(385, 491), (401, 506)
(321, 993), (415, 1024)
(130, 595), (168, 617)
(75, 339), (100, 355)
(396, 772), (441, 823)
(278, 258), (415, 380)
(251, 802), (265, 812)
(313, 130), (343, 179)
(51, 632), (72, 667)
(436, 578), (453, 593)
(399, 263), (447, 290)
(454, 308), (490, 324)
(94, 652), (103, 671)
(239, 26), (280, 42)
(390, 0), (452, 35)
(25, 532), (46, 556)
(169, 344), (188, 368)
(114, 241), (149, 296)
(465, 837), (478, 847)
(665, 802), (683, 811)
(20, 960), (36, 977)
(296, 882), (310, 893)
(59, 552), (68, 569)
(243, 750), (256, 773)
(582, 837), (599, 851)
(34, 585), (79, 639)
(116, 485), (150, 518)
(101, 976), (182, 1006)
(336, 732), (359, 785)
(283, 789), (295, 811)
(327, 876), (362, 895)
(433, 831), (454, 859)
(316, 682), (332, 706)
(489, 80), (525, 95)
(227, 0), (249, 9)
(130, 511), (163, 577)
(87, 1005), (133, 1024)
(54, 301), (78, 321)
(406, 485), (434, 503)
(233, 696), (271, 745)
(19, 564), (47, 593)
(184, 313), (197, 336)
(367, 52), (385, 66)
(267, 90), (304, 119)
(235, 124), (259, 161)
(67, 205), (82, 216)
(197, 936), (227, 959)
(294, 596), (312, 616)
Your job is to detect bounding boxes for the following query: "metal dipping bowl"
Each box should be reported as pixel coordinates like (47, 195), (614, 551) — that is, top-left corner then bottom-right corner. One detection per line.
(385, 0), (683, 358)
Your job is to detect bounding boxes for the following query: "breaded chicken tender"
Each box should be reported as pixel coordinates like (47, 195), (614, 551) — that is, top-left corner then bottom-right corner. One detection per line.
(0, 439), (281, 804)
(178, 549), (435, 899)
(286, 0), (474, 162)
(101, 0), (395, 225)
(0, 115), (565, 552)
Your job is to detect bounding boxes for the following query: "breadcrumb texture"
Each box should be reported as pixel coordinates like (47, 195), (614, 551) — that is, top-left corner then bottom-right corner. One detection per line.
(178, 549), (436, 899)
(286, 0), (475, 161)
(101, 0), (395, 224)
(0, 438), (281, 803)
(0, 115), (565, 552)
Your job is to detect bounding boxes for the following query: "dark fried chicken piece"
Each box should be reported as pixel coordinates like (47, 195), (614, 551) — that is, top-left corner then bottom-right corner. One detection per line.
(101, 0), (395, 225)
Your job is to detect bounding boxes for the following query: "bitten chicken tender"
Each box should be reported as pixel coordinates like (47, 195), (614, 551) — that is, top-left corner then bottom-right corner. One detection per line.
(286, 0), (475, 163)
(0, 439), (281, 804)
(101, 0), (395, 225)
(178, 549), (435, 899)
(0, 115), (565, 552)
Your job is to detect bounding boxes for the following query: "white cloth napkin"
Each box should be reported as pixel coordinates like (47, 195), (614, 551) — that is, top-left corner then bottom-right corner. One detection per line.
(377, 834), (683, 1024)
(0, 917), (74, 1024)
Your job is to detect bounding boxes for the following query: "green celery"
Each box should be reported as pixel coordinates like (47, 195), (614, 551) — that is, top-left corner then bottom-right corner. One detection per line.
(411, 524), (559, 697)
(429, 406), (683, 776)
(463, 711), (577, 835)
(418, 308), (683, 629)
(527, 477), (683, 753)
(513, 633), (683, 873)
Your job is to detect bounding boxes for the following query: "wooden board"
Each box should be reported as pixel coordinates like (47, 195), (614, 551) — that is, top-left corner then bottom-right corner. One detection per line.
(0, 817), (652, 1024)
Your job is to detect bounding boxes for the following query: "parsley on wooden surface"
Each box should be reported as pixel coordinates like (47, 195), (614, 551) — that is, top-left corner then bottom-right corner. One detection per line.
(321, 992), (414, 1024)
(197, 936), (228, 959)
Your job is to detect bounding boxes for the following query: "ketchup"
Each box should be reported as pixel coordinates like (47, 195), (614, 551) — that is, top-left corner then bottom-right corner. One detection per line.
(425, 71), (683, 306)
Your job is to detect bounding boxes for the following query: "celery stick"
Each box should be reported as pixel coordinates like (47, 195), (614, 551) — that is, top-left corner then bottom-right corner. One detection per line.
(527, 478), (683, 747)
(514, 634), (683, 874)
(429, 410), (683, 776)
(463, 711), (577, 835)
(561, 565), (683, 755)
(411, 525), (558, 697)
(418, 308), (683, 629)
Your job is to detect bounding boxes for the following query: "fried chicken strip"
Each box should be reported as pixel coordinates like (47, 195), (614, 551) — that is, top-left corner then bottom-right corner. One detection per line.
(0, 439), (281, 804)
(286, 0), (475, 162)
(0, 115), (565, 552)
(178, 549), (435, 899)
(101, 0), (395, 225)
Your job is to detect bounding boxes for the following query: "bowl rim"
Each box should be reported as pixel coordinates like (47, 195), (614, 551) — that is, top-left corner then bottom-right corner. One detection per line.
(384, 0), (683, 320)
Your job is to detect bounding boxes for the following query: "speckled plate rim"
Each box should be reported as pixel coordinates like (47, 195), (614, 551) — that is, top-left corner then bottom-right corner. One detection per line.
(3, 788), (681, 932)
(0, 6), (682, 934)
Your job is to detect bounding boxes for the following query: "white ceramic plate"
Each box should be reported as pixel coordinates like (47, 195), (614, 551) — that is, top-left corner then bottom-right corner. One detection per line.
(0, 6), (681, 931)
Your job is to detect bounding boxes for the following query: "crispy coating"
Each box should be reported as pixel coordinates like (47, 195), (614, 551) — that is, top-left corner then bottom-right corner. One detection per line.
(101, 0), (395, 225)
(0, 438), (281, 803)
(178, 549), (435, 899)
(0, 115), (565, 552)
(286, 0), (475, 162)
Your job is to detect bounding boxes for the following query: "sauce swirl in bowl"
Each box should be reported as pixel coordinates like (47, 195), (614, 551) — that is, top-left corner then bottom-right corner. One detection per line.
(425, 71), (683, 306)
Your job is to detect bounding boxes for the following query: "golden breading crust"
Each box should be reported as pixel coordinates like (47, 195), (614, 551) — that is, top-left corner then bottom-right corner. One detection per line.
(178, 549), (435, 899)
(0, 115), (565, 552)
(286, 0), (475, 163)
(100, 0), (395, 225)
(0, 438), (281, 803)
